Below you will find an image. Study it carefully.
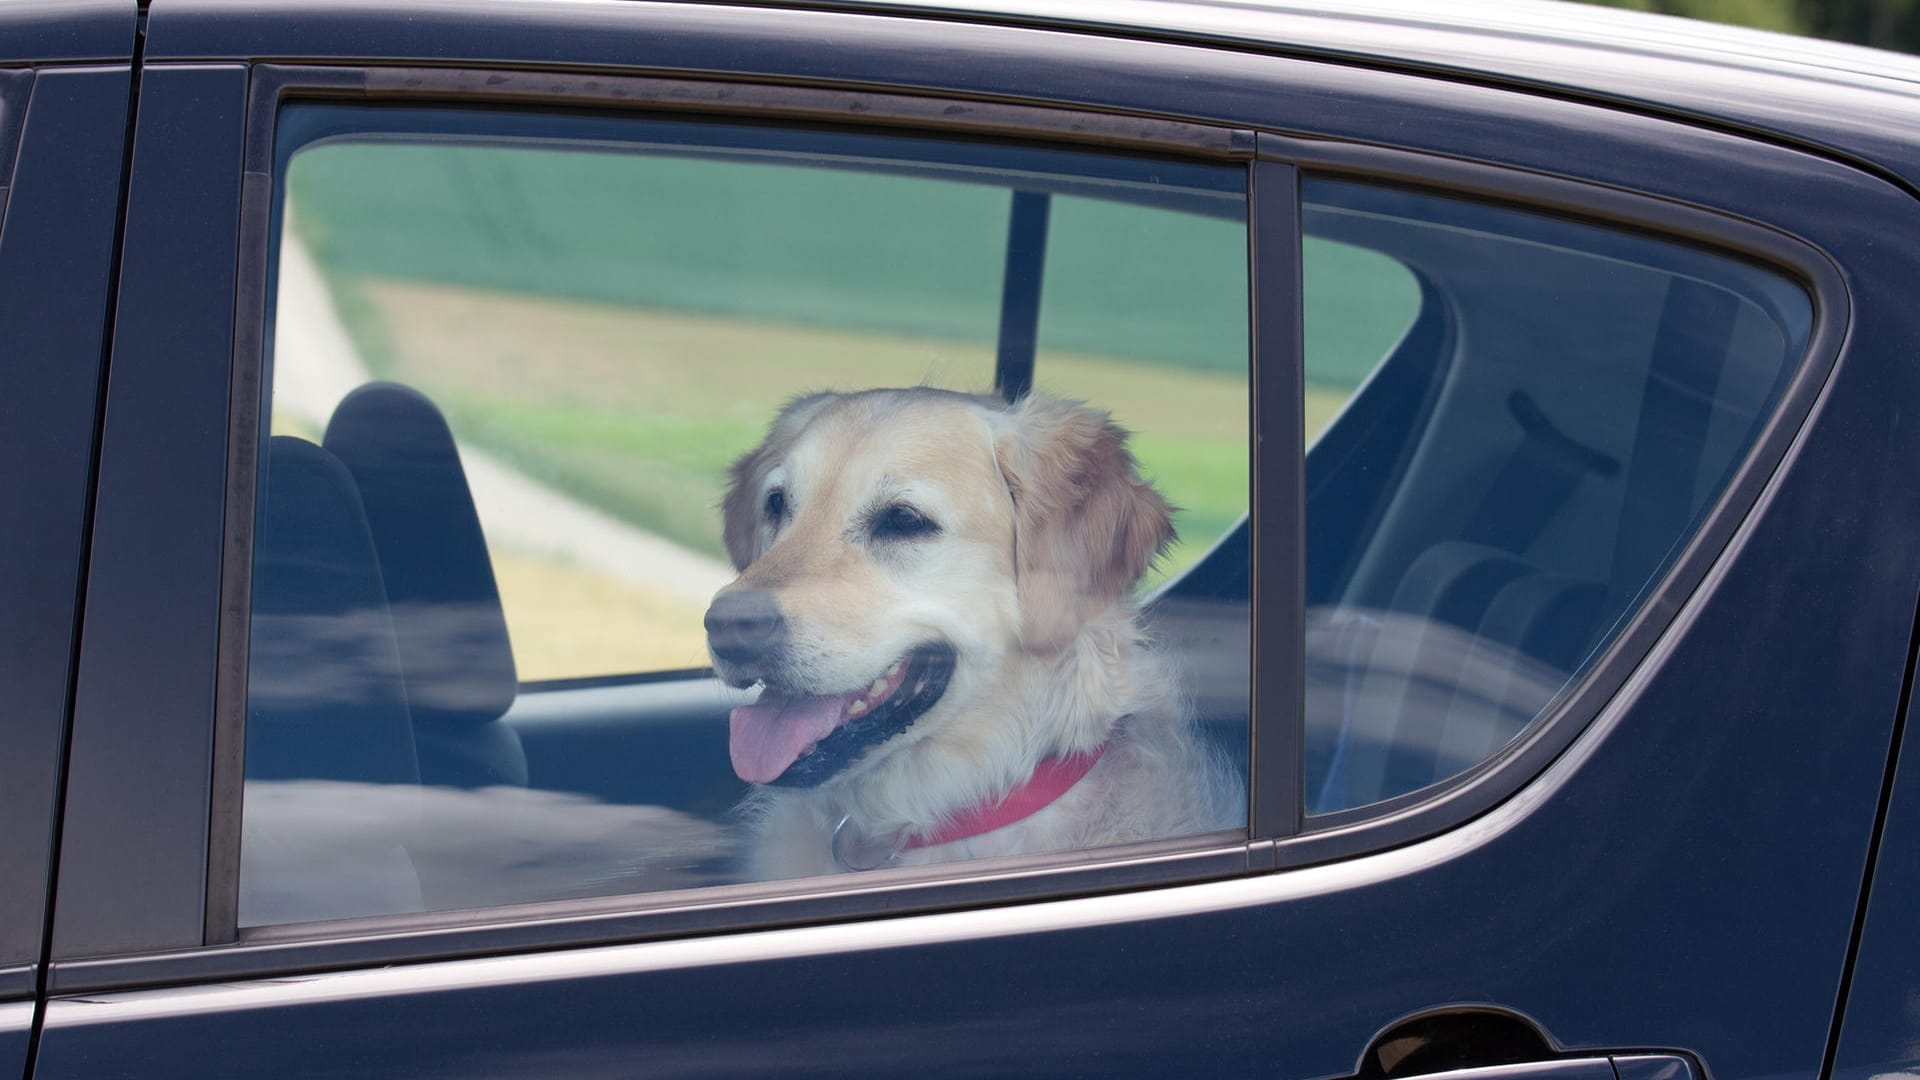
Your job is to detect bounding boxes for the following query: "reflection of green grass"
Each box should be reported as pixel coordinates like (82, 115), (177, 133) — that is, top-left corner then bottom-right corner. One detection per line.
(322, 268), (1367, 583)
(1131, 432), (1244, 578)
(452, 398), (1255, 579)
(439, 398), (751, 559)
(1129, 385), (1355, 580)
(1305, 236), (1422, 389)
(291, 142), (1248, 374)
(328, 271), (1271, 576)
(281, 142), (1431, 684)
(291, 141), (1420, 593)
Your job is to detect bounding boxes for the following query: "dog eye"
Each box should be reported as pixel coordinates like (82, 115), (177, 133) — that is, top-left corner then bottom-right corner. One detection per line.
(764, 487), (787, 521)
(871, 503), (938, 541)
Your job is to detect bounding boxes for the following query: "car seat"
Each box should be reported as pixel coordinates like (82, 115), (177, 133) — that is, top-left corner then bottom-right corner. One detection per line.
(324, 382), (528, 789)
(240, 435), (424, 922)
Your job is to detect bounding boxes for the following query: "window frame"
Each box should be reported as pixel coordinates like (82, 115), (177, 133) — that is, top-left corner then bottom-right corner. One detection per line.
(1266, 130), (1847, 867)
(45, 55), (1849, 994)
(203, 63), (1278, 950)
(0, 64), (41, 997)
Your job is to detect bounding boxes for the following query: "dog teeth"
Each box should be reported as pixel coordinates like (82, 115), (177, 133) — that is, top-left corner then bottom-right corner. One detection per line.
(887, 660), (903, 677)
(870, 678), (888, 696)
(848, 698), (868, 717)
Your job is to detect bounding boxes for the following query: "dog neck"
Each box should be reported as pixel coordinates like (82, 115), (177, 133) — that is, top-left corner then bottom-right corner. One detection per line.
(831, 737), (1111, 871)
(905, 738), (1109, 849)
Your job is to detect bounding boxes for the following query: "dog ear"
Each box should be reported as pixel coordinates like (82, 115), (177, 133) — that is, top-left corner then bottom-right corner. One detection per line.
(720, 444), (771, 571)
(994, 395), (1175, 655)
(721, 392), (837, 570)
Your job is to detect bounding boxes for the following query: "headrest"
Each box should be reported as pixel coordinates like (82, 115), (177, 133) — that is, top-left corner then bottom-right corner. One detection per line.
(246, 436), (418, 786)
(325, 382), (517, 728)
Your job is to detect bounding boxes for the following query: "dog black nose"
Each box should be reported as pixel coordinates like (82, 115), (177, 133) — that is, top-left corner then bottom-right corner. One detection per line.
(705, 590), (788, 664)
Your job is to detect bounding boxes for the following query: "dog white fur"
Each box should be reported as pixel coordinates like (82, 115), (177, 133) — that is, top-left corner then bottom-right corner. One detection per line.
(708, 388), (1243, 880)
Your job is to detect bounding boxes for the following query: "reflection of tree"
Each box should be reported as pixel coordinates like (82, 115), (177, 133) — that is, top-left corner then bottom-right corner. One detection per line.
(1799, 0), (1920, 51)
(1586, 0), (1920, 53)
(240, 781), (740, 926)
(1589, 0), (1803, 34)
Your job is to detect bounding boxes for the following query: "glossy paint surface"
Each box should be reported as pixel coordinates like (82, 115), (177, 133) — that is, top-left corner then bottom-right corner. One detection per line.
(1832, 674), (1920, 1080)
(20, 2), (1920, 1078)
(0, 0), (132, 66)
(51, 63), (248, 960)
(142, 0), (1920, 188)
(2, 1003), (31, 1080)
(825, 0), (1920, 171)
(0, 64), (131, 982)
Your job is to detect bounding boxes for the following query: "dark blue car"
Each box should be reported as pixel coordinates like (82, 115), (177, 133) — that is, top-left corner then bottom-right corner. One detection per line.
(8, 0), (1920, 1075)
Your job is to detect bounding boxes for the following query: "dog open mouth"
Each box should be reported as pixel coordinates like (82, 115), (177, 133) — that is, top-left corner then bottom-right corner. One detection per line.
(728, 642), (956, 788)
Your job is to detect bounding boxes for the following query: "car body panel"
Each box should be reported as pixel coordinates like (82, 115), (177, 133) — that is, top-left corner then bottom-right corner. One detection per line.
(6, 1), (1919, 1076)
(1, 1003), (30, 1080)
(819, 0), (1920, 174)
(49, 63), (248, 962)
(0, 60), (132, 1002)
(0, 0), (133, 67)
(1832, 671), (1920, 1080)
(28, 3), (1920, 1078)
(143, 0), (1920, 190)
(26, 541), (1914, 1079)
(61, 0), (1920, 965)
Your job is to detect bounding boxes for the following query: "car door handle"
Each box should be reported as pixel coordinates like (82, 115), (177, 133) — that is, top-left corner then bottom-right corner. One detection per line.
(1610, 1054), (1702, 1080)
(1384, 1055), (1700, 1080)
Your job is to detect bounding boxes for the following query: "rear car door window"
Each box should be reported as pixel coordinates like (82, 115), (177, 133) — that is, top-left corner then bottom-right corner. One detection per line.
(244, 106), (1252, 924)
(1301, 178), (1811, 813)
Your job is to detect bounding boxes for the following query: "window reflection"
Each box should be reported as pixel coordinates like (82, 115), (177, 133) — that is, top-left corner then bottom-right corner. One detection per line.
(241, 115), (1252, 926)
(1302, 179), (1810, 811)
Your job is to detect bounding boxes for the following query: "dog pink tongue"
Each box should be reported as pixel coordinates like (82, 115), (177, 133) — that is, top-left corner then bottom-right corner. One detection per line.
(729, 690), (858, 783)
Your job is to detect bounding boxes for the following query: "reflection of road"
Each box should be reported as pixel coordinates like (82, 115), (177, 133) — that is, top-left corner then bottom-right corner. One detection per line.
(274, 231), (737, 608)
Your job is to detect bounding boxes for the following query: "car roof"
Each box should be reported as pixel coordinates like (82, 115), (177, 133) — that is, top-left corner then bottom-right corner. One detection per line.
(805, 0), (1920, 191)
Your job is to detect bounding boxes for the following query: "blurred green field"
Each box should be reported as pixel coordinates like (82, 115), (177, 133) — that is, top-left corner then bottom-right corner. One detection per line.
(289, 139), (1416, 592)
(328, 274), (1279, 580)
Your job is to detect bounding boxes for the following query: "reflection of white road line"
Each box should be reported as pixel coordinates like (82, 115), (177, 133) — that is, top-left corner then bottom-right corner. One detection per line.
(459, 448), (736, 607)
(274, 230), (736, 608)
(273, 228), (373, 430)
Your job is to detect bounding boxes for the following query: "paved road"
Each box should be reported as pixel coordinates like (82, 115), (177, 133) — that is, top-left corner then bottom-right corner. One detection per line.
(273, 227), (737, 609)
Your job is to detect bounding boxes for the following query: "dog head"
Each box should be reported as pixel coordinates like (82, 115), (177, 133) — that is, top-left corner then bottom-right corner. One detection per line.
(707, 388), (1173, 791)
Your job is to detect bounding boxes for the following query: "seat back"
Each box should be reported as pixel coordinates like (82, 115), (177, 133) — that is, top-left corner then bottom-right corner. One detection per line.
(324, 382), (527, 788)
(241, 436), (423, 923)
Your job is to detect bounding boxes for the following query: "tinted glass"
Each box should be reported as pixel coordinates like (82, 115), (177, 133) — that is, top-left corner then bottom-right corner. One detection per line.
(1302, 178), (1811, 813)
(241, 108), (1251, 925)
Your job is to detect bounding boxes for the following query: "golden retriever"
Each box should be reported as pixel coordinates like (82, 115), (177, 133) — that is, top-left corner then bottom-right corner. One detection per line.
(705, 388), (1243, 879)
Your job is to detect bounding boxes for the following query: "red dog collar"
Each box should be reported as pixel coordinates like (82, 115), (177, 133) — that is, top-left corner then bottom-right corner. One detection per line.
(906, 739), (1110, 850)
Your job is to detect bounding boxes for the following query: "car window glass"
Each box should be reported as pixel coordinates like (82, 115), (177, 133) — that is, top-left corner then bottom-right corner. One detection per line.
(1302, 236), (1421, 440)
(1028, 193), (1249, 584)
(1301, 177), (1812, 813)
(243, 107), (1251, 926)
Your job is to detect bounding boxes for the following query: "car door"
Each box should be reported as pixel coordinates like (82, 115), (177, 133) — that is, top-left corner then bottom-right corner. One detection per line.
(0, 2), (137, 1076)
(1831, 643), (1920, 1080)
(30, 2), (1920, 1077)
